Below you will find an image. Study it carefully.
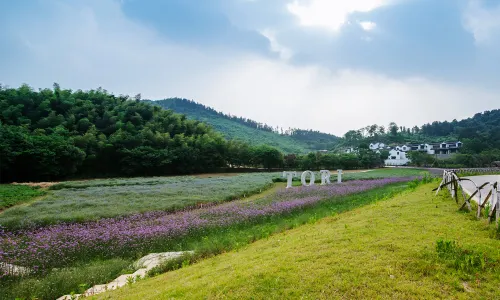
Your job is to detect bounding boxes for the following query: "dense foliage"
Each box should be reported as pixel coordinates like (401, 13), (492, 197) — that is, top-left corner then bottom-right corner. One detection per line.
(285, 147), (384, 170)
(339, 110), (500, 163)
(151, 98), (339, 153)
(0, 85), (287, 182)
(408, 149), (500, 168)
(0, 178), (411, 277)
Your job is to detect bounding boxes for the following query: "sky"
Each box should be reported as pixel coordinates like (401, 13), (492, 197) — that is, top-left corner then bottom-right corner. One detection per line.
(1, 0), (499, 136)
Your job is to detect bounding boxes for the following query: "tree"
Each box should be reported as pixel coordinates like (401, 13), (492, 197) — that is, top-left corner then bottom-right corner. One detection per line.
(378, 126), (385, 135)
(252, 145), (283, 170)
(368, 124), (378, 137)
(407, 151), (434, 167)
(0, 84), (246, 182)
(389, 122), (398, 136)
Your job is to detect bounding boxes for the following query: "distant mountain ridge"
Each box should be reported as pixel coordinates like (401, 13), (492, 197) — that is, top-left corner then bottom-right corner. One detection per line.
(148, 98), (340, 153)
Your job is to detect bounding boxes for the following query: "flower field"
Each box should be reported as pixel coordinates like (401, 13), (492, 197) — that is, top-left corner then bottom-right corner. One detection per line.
(0, 177), (413, 277)
(0, 173), (279, 229)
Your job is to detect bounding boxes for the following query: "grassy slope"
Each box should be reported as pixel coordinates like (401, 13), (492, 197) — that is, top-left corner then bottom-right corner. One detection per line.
(3, 181), (410, 300)
(98, 184), (500, 299)
(150, 100), (311, 154)
(197, 115), (310, 154)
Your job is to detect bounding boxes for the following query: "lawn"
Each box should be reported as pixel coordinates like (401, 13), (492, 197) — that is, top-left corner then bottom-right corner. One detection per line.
(97, 183), (500, 299)
(0, 173), (278, 229)
(0, 185), (45, 210)
(339, 167), (428, 180)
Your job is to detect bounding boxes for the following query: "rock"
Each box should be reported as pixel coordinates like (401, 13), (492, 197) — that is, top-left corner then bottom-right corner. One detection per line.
(57, 294), (82, 300)
(133, 251), (193, 271)
(0, 262), (32, 276)
(84, 284), (109, 296)
(57, 250), (194, 300)
(132, 268), (148, 278)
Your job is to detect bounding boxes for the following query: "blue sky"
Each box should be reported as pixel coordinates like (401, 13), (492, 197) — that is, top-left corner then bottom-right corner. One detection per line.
(1, 0), (499, 135)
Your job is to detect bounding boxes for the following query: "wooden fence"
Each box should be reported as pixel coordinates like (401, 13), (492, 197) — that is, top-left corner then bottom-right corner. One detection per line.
(434, 170), (499, 227)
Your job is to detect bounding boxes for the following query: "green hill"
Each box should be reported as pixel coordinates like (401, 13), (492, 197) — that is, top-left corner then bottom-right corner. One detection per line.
(149, 98), (339, 154)
(339, 109), (500, 153)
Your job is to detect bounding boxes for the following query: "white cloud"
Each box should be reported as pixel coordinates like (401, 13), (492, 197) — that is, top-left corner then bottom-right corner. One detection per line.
(463, 0), (500, 44)
(1, 0), (498, 136)
(359, 21), (377, 31)
(260, 29), (293, 60)
(287, 0), (388, 32)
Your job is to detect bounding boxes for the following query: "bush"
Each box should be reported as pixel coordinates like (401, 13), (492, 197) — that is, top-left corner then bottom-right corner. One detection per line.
(435, 239), (493, 275)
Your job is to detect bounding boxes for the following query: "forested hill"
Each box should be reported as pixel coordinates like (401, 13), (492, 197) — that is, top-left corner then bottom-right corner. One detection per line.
(340, 109), (500, 154)
(0, 84), (292, 182)
(150, 98), (339, 153)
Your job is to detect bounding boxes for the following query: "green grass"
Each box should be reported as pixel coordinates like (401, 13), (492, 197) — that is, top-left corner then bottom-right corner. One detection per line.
(0, 184), (46, 210)
(339, 168), (429, 180)
(275, 168), (429, 185)
(97, 183), (500, 299)
(0, 173), (278, 229)
(2, 180), (414, 300)
(152, 99), (315, 153)
(0, 258), (132, 300)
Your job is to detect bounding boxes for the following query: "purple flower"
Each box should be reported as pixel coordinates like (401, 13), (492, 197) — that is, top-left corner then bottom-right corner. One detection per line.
(0, 177), (412, 276)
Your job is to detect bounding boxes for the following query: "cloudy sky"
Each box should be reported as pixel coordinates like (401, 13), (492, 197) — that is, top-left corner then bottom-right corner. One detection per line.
(1, 0), (499, 136)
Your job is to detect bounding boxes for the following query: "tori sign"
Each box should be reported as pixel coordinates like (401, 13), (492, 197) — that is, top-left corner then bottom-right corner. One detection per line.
(282, 170), (343, 188)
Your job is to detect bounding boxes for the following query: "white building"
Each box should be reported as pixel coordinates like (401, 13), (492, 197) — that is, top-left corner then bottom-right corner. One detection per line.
(382, 141), (462, 166)
(344, 147), (357, 154)
(385, 149), (410, 166)
(369, 143), (386, 151)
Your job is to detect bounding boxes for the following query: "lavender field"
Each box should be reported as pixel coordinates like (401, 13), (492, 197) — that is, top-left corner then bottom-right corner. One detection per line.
(0, 177), (413, 277)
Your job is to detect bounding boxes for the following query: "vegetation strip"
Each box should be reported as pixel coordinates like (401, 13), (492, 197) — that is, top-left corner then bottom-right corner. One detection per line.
(95, 183), (500, 299)
(1, 178), (419, 299)
(0, 185), (45, 211)
(0, 178), (412, 275)
(0, 173), (278, 229)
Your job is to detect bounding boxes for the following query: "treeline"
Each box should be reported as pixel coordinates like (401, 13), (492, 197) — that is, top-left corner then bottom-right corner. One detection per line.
(284, 147), (384, 170)
(341, 122), (453, 148)
(287, 129), (339, 150)
(407, 150), (500, 168)
(0, 84), (289, 182)
(341, 110), (500, 155)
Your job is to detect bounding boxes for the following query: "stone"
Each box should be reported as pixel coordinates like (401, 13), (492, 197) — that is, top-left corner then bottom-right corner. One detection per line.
(57, 251), (193, 300)
(133, 251), (193, 270)
(0, 262), (32, 276)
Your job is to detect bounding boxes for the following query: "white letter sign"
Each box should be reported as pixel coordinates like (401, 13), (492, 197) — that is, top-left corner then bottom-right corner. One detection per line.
(319, 170), (331, 185)
(283, 171), (297, 189)
(301, 171), (315, 186)
(337, 169), (343, 183)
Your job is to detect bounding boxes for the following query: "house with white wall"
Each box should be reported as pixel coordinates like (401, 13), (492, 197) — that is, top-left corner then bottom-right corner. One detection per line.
(344, 147), (357, 154)
(369, 143), (386, 150)
(385, 149), (410, 166)
(382, 141), (462, 166)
